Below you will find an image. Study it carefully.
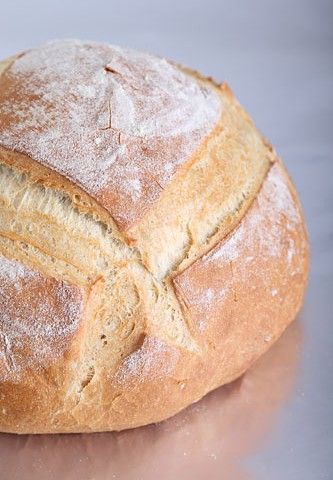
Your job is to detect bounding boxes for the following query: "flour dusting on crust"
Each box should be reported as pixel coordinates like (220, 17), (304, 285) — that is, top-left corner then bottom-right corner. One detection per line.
(0, 255), (84, 381)
(0, 40), (221, 228)
(207, 163), (301, 264)
(0, 255), (36, 283)
(115, 336), (179, 383)
(174, 162), (306, 332)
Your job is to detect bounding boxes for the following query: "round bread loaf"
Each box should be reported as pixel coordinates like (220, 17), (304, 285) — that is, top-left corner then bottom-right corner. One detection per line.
(0, 40), (309, 434)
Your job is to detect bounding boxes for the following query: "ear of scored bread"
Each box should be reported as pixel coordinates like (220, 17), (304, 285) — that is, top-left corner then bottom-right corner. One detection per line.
(0, 42), (308, 433)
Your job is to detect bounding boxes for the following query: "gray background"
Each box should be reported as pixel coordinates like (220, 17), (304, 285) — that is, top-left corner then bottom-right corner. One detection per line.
(0, 1), (332, 479)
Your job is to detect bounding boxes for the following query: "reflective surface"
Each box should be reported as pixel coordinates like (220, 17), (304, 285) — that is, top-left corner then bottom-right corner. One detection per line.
(0, 0), (332, 478)
(0, 322), (302, 480)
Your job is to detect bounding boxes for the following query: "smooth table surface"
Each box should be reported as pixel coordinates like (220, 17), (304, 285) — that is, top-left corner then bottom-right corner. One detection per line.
(0, 0), (332, 478)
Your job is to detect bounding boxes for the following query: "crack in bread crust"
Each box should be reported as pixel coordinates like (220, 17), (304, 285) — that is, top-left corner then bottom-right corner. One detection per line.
(0, 163), (198, 380)
(0, 42), (222, 229)
(0, 47), (309, 433)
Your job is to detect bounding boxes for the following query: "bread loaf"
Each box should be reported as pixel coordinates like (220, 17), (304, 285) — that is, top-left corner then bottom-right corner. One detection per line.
(0, 40), (309, 434)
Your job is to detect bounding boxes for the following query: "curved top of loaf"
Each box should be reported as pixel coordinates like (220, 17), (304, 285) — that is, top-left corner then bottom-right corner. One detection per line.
(0, 39), (221, 229)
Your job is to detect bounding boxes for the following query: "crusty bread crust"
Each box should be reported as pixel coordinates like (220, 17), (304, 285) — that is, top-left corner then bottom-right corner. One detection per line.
(0, 42), (309, 434)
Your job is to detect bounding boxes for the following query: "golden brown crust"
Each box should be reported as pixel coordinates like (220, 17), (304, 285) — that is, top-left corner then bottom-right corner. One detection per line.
(0, 41), (221, 230)
(0, 161), (308, 434)
(0, 42), (309, 434)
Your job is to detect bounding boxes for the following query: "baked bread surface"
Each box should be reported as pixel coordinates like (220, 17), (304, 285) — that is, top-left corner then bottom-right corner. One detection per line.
(0, 41), (309, 433)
